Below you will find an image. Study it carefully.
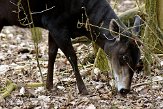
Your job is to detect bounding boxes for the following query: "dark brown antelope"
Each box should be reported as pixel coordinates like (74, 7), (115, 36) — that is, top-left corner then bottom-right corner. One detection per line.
(0, 0), (141, 95)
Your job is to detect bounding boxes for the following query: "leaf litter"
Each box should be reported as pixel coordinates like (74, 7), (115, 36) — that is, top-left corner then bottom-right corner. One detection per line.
(0, 0), (163, 108)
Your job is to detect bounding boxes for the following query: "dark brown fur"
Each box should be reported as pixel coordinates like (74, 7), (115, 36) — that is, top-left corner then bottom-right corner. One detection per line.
(0, 0), (141, 95)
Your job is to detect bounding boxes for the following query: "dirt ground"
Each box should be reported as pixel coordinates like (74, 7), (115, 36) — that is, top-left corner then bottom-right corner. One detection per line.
(0, 0), (163, 109)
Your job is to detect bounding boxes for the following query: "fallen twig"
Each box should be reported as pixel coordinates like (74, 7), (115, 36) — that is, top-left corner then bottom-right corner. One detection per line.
(132, 78), (163, 88)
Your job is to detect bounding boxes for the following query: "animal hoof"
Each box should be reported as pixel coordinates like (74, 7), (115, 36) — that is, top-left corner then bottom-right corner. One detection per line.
(79, 88), (89, 95)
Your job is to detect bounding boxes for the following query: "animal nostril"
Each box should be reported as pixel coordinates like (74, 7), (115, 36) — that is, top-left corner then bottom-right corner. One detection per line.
(119, 88), (130, 95)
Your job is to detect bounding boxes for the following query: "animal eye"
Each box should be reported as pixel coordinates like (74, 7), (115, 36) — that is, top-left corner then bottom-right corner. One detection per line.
(122, 55), (129, 62)
(119, 55), (129, 65)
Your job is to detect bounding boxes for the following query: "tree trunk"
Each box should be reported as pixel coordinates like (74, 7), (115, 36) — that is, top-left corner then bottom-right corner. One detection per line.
(157, 0), (163, 31)
(143, 0), (163, 74)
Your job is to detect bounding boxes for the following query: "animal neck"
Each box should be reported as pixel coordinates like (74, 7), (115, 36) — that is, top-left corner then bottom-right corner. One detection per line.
(82, 0), (125, 49)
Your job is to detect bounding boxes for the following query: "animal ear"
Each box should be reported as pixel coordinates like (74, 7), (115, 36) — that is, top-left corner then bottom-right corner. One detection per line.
(109, 19), (121, 37)
(132, 15), (142, 37)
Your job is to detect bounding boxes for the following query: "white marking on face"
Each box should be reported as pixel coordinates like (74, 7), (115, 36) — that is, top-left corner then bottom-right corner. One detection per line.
(113, 67), (130, 92)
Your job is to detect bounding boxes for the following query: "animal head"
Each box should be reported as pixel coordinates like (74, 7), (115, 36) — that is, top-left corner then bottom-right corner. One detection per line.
(104, 15), (142, 95)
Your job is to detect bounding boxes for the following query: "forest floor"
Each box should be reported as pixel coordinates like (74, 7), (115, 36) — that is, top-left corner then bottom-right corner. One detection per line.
(0, 0), (163, 109)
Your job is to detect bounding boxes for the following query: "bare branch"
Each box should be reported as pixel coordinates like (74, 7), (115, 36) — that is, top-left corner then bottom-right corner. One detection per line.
(31, 6), (55, 15)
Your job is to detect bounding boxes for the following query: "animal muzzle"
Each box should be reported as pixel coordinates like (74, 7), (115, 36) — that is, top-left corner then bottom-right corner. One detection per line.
(113, 67), (131, 95)
(119, 88), (130, 95)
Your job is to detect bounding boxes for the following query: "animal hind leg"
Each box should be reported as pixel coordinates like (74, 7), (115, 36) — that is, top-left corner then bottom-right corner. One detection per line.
(0, 19), (5, 32)
(0, 24), (3, 32)
(46, 33), (58, 90)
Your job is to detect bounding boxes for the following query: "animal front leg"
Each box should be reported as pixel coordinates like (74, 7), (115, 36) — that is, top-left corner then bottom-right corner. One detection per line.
(59, 41), (88, 95)
(66, 50), (88, 95)
(52, 32), (88, 95)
